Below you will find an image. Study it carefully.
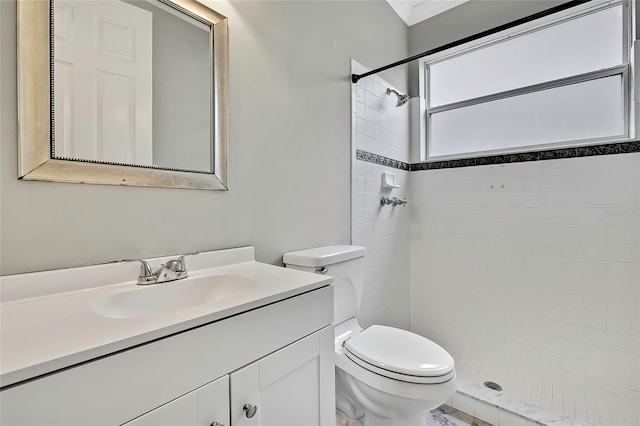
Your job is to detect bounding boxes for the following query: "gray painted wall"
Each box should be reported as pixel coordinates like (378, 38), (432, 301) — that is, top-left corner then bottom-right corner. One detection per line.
(0, 0), (408, 275)
(407, 0), (568, 96)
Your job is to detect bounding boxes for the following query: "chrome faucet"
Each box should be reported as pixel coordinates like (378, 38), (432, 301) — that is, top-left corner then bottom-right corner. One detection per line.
(380, 196), (394, 206)
(129, 252), (199, 285)
(391, 197), (408, 206)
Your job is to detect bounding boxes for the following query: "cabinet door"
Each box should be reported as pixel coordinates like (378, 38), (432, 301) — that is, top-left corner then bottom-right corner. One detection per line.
(197, 375), (230, 426)
(230, 327), (334, 426)
(124, 375), (229, 426)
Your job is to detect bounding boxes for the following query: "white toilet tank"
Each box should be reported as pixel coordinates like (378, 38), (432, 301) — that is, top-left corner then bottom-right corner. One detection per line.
(283, 245), (365, 325)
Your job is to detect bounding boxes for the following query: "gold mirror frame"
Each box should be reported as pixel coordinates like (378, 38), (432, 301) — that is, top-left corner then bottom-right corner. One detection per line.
(17, 0), (229, 190)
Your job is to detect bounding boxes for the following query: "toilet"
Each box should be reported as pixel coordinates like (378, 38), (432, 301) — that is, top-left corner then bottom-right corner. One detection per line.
(283, 245), (457, 426)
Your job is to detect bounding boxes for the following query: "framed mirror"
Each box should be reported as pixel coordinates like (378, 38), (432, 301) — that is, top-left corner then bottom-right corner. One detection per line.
(17, 0), (228, 190)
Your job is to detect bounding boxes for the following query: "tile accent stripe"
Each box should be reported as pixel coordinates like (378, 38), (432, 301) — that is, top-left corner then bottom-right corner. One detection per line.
(357, 142), (640, 172)
(356, 150), (410, 171)
(410, 141), (640, 171)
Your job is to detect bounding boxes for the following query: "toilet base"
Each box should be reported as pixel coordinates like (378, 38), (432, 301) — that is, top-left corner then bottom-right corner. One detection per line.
(336, 368), (451, 426)
(336, 410), (363, 426)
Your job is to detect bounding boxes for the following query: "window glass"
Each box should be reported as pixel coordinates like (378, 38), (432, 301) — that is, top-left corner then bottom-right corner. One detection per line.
(428, 4), (624, 107)
(428, 75), (624, 158)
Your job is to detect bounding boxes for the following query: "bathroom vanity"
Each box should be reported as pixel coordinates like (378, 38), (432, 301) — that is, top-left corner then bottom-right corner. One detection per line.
(0, 247), (335, 425)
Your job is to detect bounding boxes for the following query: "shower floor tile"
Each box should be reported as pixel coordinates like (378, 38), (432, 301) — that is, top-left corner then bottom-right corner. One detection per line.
(454, 351), (639, 426)
(336, 406), (490, 426)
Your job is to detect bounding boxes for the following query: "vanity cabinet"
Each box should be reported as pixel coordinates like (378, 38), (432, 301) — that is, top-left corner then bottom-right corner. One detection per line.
(1, 285), (334, 426)
(123, 328), (334, 426)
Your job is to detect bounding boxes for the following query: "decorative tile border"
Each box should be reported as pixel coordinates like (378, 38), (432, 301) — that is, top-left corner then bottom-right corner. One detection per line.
(356, 150), (410, 171)
(410, 141), (640, 171)
(357, 142), (640, 172)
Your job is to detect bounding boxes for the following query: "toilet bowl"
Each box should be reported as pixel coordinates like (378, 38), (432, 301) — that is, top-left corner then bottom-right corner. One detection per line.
(283, 246), (457, 426)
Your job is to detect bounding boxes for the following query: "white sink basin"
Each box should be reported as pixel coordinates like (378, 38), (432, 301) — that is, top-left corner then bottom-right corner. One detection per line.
(91, 274), (257, 319)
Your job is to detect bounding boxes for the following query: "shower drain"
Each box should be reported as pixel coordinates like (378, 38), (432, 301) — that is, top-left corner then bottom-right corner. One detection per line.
(483, 381), (503, 392)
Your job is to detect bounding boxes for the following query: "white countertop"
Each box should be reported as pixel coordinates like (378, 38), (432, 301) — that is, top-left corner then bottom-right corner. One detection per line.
(0, 247), (332, 387)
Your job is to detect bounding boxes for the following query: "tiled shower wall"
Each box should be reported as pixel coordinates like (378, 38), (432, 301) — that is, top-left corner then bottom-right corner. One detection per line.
(410, 153), (640, 425)
(350, 60), (410, 329)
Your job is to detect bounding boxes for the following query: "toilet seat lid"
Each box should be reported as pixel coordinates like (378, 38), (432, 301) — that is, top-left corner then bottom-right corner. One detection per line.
(343, 325), (455, 378)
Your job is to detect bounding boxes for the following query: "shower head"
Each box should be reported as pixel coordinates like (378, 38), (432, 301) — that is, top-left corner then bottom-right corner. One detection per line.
(386, 88), (409, 107)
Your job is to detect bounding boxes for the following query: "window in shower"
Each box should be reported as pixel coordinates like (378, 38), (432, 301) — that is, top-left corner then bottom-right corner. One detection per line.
(417, 0), (633, 162)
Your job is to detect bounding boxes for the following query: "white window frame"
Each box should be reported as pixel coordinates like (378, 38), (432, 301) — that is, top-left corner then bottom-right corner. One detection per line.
(417, 0), (635, 162)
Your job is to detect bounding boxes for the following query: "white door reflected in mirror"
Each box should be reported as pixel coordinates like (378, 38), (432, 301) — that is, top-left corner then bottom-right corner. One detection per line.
(52, 0), (212, 173)
(54, 0), (153, 165)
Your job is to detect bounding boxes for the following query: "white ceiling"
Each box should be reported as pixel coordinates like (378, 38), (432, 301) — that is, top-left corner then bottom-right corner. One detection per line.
(385, 0), (472, 26)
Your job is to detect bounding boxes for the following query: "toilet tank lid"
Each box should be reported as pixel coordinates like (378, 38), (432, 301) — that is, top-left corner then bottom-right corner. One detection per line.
(283, 245), (366, 267)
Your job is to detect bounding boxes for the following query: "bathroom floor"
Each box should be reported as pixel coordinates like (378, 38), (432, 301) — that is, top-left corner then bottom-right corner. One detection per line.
(336, 406), (492, 426)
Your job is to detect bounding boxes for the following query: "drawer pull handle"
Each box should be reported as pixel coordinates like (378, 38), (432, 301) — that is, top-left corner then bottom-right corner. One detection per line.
(210, 422), (225, 426)
(315, 267), (328, 274)
(243, 403), (258, 418)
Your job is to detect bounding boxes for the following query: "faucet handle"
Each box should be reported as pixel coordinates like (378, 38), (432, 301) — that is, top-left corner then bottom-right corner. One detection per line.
(171, 251), (199, 272)
(127, 259), (153, 276)
(121, 259), (156, 284)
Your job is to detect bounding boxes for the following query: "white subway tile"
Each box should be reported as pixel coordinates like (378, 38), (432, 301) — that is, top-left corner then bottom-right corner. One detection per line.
(580, 327), (606, 347)
(601, 243), (638, 262)
(607, 291), (639, 316)
(606, 312), (637, 335)
(353, 192), (366, 209)
(356, 85), (365, 103)
(372, 108), (381, 126)
(364, 177), (379, 194)
(364, 250), (385, 268)
(364, 120), (374, 137)
(362, 280), (382, 300)
(365, 135), (375, 152)
(356, 117), (366, 135)
(581, 292), (606, 312)
(606, 331), (633, 353)
(364, 264), (385, 284)
(353, 223), (371, 240)
(365, 78), (374, 93)
(356, 133), (366, 150)
(358, 296), (376, 317)
(373, 124), (382, 141)
(365, 193), (382, 209)
(373, 81), (383, 98)
(365, 105), (374, 122)
(582, 310), (607, 330)
(605, 261), (637, 286)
